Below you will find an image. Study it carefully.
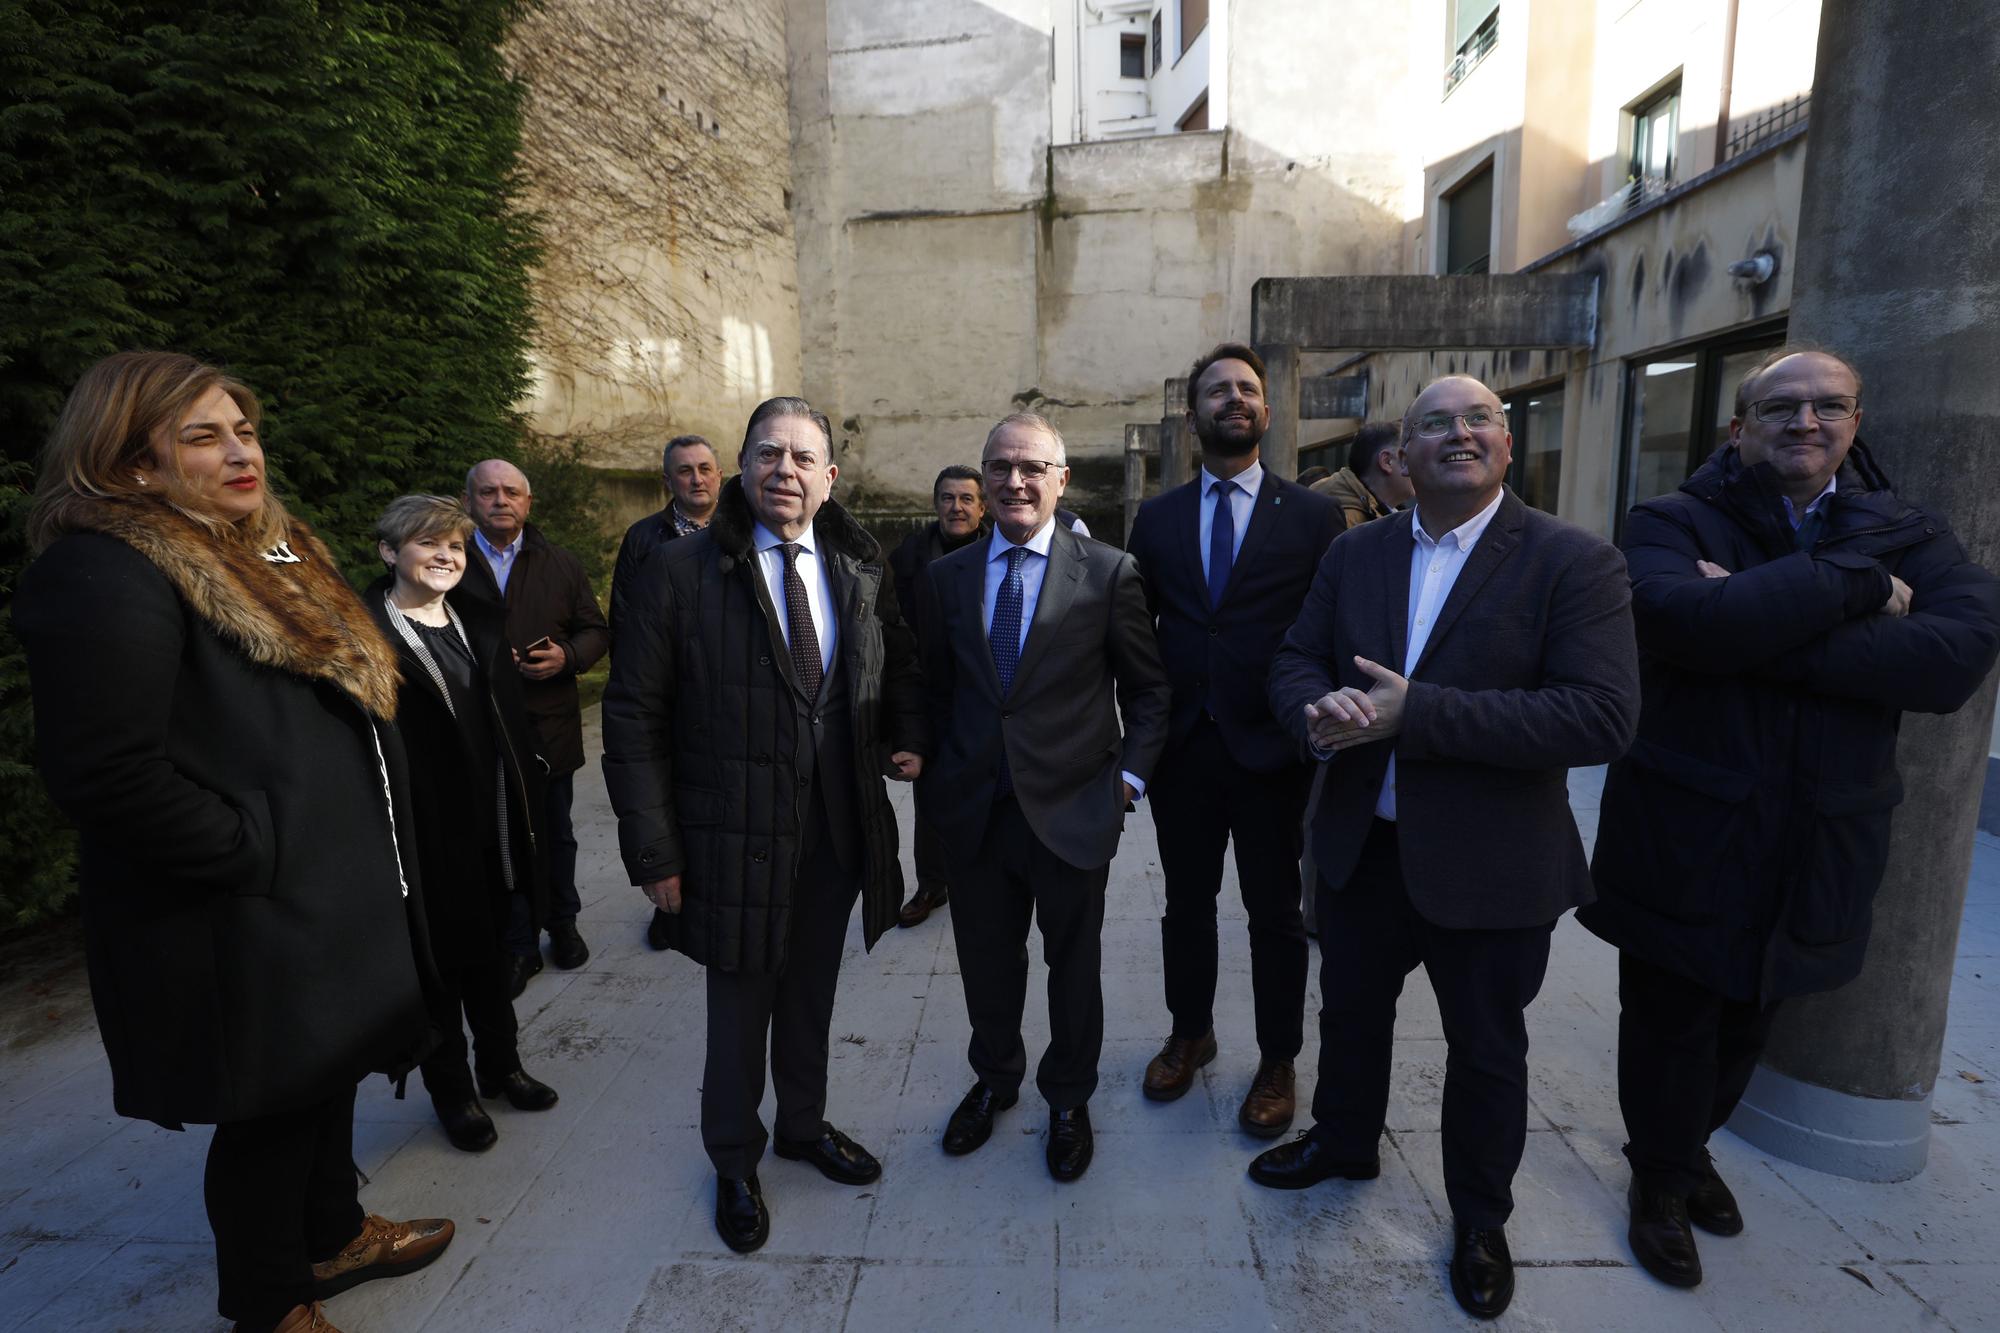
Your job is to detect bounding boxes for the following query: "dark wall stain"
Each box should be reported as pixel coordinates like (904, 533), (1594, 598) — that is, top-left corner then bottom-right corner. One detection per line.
(1629, 253), (1646, 319)
(1670, 240), (1710, 322)
(1509, 348), (1531, 375)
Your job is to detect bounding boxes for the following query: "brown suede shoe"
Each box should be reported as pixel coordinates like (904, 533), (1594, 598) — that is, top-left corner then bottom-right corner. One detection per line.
(1238, 1059), (1296, 1138)
(310, 1213), (454, 1300)
(1142, 1030), (1218, 1102)
(898, 883), (949, 928)
(242, 1303), (340, 1333)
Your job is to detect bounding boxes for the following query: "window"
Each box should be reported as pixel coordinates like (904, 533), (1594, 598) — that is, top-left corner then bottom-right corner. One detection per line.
(1446, 0), (1499, 94)
(1502, 387), (1564, 512)
(1152, 11), (1163, 73)
(1177, 93), (1210, 132)
(1180, 0), (1209, 56)
(1121, 34), (1146, 80)
(1443, 163), (1494, 275)
(1618, 324), (1787, 523)
(1629, 81), (1681, 185)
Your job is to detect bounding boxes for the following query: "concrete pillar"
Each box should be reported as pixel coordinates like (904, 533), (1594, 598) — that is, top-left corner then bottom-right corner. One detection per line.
(1159, 414), (1193, 490)
(1257, 343), (1301, 479)
(1726, 0), (2000, 1180)
(1122, 423), (1156, 543)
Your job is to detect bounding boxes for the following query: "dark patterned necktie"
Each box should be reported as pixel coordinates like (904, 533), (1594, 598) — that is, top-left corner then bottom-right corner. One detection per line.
(780, 543), (823, 700)
(990, 546), (1028, 796)
(1208, 478), (1238, 608)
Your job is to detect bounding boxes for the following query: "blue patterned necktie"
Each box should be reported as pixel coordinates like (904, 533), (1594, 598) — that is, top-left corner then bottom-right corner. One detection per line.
(1208, 478), (1238, 608)
(990, 546), (1028, 795)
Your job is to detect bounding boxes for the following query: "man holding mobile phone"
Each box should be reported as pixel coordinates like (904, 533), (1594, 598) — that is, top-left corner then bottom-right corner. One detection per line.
(462, 458), (611, 996)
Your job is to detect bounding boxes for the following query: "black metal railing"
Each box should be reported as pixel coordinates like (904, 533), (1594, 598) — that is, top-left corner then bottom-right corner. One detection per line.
(1444, 13), (1499, 97)
(1725, 92), (1809, 161)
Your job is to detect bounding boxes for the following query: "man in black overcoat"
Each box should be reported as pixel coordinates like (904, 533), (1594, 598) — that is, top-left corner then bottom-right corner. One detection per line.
(917, 412), (1170, 1183)
(1124, 342), (1342, 1136)
(1259, 374), (1640, 1320)
(601, 397), (929, 1254)
(1581, 349), (2000, 1290)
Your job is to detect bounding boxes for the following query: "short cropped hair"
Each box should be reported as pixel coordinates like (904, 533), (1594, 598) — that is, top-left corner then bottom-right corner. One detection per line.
(933, 463), (983, 498)
(377, 494), (476, 551)
(983, 412), (1066, 463)
(662, 433), (716, 473)
(1346, 421), (1403, 479)
(1186, 342), (1268, 411)
(1731, 345), (1864, 418)
(740, 396), (832, 456)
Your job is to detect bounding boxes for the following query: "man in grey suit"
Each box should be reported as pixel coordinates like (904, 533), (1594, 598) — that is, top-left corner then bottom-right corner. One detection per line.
(917, 412), (1170, 1183)
(1258, 375), (1639, 1320)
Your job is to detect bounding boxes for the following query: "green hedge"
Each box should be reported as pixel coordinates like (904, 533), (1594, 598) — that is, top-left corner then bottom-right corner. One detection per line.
(0, 0), (545, 928)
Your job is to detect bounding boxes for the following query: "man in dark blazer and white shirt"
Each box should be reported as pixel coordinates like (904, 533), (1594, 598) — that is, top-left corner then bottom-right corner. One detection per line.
(1259, 375), (1639, 1320)
(1124, 343), (1343, 1135)
(917, 412), (1170, 1183)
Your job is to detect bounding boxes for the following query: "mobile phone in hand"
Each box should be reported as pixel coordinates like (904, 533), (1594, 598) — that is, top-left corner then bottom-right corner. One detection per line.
(524, 635), (553, 654)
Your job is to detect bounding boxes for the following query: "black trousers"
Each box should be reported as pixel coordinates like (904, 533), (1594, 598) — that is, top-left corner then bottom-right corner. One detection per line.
(1150, 717), (1312, 1059)
(505, 769), (582, 952)
(701, 791), (861, 1178)
(1617, 950), (1781, 1194)
(912, 813), (951, 895)
(1312, 819), (1554, 1228)
(947, 794), (1108, 1110)
(204, 1086), (365, 1328)
(418, 950), (522, 1100)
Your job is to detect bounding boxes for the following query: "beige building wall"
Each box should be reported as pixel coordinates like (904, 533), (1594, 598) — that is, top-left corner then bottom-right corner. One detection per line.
(506, 0), (803, 471)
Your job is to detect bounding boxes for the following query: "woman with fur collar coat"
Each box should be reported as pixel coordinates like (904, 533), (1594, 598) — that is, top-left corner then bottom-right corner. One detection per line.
(13, 353), (454, 1333)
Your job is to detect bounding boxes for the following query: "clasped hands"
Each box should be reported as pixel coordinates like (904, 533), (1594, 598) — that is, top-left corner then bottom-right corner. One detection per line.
(1303, 655), (1410, 754)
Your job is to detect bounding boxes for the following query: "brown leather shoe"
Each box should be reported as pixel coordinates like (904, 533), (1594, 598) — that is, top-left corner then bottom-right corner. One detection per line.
(244, 1303), (341, 1333)
(310, 1213), (454, 1299)
(898, 883), (949, 927)
(1238, 1059), (1296, 1138)
(1142, 1030), (1217, 1102)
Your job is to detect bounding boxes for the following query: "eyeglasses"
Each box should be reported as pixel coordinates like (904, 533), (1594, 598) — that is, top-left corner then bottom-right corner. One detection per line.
(1410, 408), (1503, 438)
(1746, 396), (1859, 424)
(982, 459), (1062, 483)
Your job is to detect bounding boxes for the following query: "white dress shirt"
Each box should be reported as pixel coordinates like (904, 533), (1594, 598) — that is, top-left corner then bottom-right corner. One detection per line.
(752, 521), (837, 675)
(1375, 489), (1506, 820)
(1198, 459), (1262, 584)
(474, 528), (524, 596)
(985, 520), (1145, 799)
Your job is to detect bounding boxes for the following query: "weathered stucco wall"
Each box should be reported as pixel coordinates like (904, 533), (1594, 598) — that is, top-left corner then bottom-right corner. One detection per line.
(508, 0), (802, 470)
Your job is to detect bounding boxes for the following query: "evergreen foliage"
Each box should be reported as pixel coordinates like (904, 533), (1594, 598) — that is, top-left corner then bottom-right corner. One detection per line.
(0, 0), (543, 927)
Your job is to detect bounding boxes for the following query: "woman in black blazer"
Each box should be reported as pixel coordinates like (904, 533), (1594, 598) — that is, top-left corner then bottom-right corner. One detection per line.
(14, 352), (453, 1333)
(366, 495), (558, 1152)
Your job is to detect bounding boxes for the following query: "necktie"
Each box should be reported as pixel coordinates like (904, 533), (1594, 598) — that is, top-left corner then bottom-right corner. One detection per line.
(990, 546), (1028, 796)
(779, 543), (823, 701)
(1208, 479), (1238, 608)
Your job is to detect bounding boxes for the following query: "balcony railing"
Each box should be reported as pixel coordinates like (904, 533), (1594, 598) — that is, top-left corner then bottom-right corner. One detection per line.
(1443, 14), (1498, 97)
(1726, 93), (1809, 161)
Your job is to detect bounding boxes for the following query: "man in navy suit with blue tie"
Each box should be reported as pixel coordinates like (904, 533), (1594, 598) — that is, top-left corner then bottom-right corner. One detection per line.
(917, 413), (1169, 1183)
(1125, 344), (1343, 1135)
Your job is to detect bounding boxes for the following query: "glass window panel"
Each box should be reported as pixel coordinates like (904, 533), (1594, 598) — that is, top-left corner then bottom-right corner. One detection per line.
(1518, 393), (1564, 511)
(1121, 35), (1146, 79)
(1454, 0), (1501, 51)
(1627, 359), (1698, 507)
(1445, 165), (1494, 275)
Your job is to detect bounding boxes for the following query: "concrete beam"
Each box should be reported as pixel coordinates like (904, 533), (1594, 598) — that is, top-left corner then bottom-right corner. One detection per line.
(1159, 414), (1192, 491)
(1257, 343), (1301, 479)
(1250, 274), (1600, 351)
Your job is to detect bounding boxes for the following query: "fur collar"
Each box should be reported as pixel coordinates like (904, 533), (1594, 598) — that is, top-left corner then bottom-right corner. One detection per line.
(708, 476), (883, 569)
(57, 498), (400, 720)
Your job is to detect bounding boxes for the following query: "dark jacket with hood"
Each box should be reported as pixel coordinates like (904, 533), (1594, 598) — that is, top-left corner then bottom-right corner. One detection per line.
(600, 477), (931, 973)
(14, 502), (436, 1127)
(459, 522), (610, 775)
(1582, 442), (2000, 1001)
(367, 578), (549, 965)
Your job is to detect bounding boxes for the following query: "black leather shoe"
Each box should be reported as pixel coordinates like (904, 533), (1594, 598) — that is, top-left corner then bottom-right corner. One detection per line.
(1246, 1132), (1381, 1189)
(505, 951), (542, 1000)
(476, 1068), (559, 1112)
(774, 1125), (882, 1185)
(897, 883), (949, 928)
(547, 921), (589, 970)
(1628, 1179), (1703, 1288)
(1450, 1223), (1515, 1319)
(714, 1174), (769, 1253)
(943, 1082), (1019, 1156)
(646, 908), (675, 951)
(1047, 1104), (1093, 1182)
(1687, 1153), (1744, 1236)
(433, 1098), (497, 1153)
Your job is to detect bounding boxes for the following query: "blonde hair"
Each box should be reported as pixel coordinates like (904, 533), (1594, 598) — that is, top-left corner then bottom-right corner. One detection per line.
(376, 494), (475, 552)
(28, 351), (289, 552)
